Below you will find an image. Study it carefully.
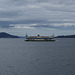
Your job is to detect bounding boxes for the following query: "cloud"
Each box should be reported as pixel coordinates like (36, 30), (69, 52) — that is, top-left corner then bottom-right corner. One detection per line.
(9, 24), (35, 29)
(0, 0), (75, 35)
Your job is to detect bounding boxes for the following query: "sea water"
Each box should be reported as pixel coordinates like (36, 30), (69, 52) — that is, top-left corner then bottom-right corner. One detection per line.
(0, 38), (75, 75)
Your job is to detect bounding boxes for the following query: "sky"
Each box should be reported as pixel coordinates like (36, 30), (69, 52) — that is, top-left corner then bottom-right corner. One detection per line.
(0, 0), (75, 36)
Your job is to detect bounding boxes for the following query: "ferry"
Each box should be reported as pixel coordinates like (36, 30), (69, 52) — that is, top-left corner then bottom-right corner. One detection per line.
(25, 34), (55, 41)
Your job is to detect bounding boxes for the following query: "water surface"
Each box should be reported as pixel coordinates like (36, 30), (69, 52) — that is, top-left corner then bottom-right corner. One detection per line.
(0, 38), (75, 75)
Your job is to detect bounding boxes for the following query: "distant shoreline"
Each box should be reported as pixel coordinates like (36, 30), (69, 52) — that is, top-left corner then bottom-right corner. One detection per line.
(0, 32), (75, 38)
(55, 35), (75, 38)
(0, 32), (19, 38)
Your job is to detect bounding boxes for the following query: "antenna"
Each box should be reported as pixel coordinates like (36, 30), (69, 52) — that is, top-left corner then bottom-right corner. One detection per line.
(26, 32), (28, 37)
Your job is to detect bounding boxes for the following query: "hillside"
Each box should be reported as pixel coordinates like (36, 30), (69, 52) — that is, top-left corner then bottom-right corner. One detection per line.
(56, 35), (75, 38)
(0, 32), (19, 38)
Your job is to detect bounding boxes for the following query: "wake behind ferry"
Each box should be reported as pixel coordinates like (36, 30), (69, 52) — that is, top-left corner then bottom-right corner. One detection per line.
(25, 34), (55, 41)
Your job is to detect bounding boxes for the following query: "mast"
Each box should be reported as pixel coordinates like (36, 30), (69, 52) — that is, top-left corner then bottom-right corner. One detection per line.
(26, 32), (28, 38)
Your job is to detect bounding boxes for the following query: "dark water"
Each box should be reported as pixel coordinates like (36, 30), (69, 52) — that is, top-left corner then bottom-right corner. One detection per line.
(0, 38), (75, 75)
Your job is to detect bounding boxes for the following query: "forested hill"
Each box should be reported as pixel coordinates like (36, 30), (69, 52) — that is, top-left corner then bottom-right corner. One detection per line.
(56, 35), (75, 38)
(0, 32), (19, 38)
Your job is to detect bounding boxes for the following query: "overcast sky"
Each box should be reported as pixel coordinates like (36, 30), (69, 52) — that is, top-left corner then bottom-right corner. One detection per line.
(0, 0), (75, 36)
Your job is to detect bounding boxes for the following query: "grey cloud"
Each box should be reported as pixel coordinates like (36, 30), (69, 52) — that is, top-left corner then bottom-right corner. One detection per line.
(0, 0), (75, 29)
(30, 24), (75, 29)
(0, 21), (11, 28)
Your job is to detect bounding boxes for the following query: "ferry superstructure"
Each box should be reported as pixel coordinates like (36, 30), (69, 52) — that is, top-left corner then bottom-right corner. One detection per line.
(25, 34), (55, 41)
